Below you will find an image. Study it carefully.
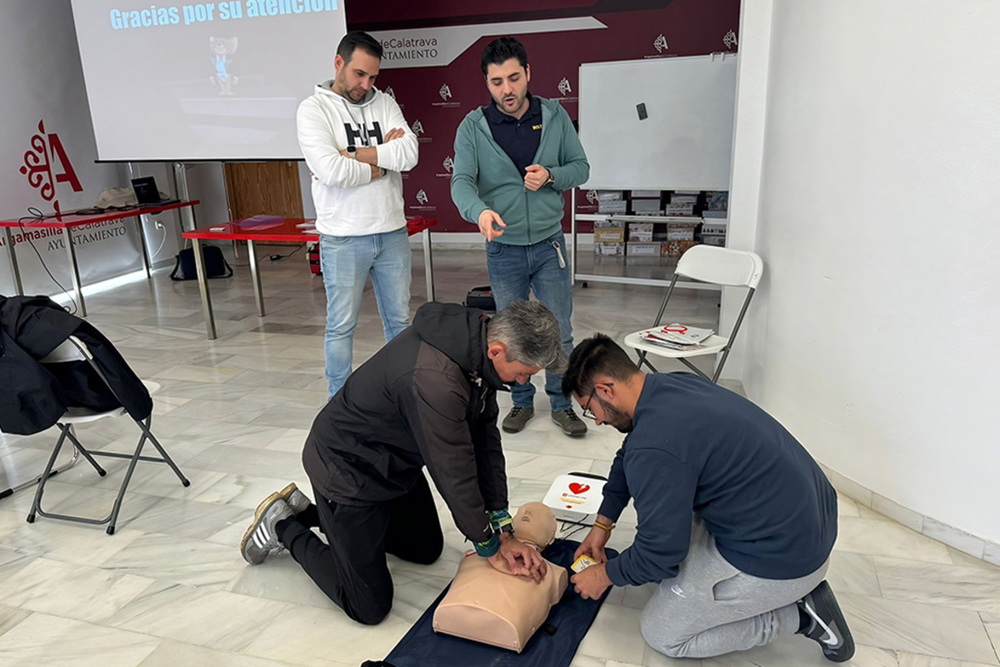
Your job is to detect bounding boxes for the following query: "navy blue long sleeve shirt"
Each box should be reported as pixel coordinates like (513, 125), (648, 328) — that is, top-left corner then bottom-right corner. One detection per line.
(600, 373), (837, 588)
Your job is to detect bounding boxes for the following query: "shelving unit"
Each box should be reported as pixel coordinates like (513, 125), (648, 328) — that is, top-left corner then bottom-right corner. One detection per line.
(574, 54), (736, 295)
(569, 196), (721, 292)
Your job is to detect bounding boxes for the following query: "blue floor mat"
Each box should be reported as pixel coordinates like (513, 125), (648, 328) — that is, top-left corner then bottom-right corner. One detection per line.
(370, 540), (618, 667)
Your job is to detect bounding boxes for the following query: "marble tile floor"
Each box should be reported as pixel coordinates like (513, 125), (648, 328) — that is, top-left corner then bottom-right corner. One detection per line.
(0, 246), (997, 666)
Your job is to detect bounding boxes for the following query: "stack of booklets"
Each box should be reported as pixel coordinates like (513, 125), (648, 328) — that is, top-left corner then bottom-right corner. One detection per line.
(702, 191), (729, 219)
(596, 190), (627, 215)
(665, 191), (699, 217)
(639, 323), (714, 350)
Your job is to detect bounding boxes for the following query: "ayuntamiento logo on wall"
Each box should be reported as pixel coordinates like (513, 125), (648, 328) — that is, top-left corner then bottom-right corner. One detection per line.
(19, 119), (83, 216)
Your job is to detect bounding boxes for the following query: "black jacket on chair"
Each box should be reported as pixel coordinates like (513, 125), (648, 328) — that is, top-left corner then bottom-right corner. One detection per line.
(0, 295), (152, 435)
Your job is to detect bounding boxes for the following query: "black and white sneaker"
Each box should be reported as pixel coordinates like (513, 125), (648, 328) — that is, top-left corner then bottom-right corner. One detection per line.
(798, 580), (855, 662)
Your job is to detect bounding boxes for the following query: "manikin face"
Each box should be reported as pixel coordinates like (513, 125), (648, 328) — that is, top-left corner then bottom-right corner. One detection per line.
(486, 57), (531, 119)
(576, 385), (634, 434)
(334, 48), (380, 103)
(488, 344), (541, 385)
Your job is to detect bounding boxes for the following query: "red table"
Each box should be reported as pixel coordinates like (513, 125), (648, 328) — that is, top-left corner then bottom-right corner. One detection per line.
(182, 216), (436, 339)
(0, 201), (200, 317)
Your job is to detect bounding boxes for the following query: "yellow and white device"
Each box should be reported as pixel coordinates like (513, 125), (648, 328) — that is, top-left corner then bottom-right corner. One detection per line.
(542, 473), (606, 524)
(571, 554), (599, 573)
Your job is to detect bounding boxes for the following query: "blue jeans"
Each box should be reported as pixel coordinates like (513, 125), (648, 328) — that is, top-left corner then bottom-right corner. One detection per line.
(485, 231), (574, 412)
(320, 228), (411, 399)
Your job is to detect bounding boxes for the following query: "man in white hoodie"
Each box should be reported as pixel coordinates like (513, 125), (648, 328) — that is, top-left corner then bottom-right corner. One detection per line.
(297, 31), (419, 399)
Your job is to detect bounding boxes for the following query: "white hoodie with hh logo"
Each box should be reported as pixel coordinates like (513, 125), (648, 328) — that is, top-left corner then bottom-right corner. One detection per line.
(296, 81), (419, 237)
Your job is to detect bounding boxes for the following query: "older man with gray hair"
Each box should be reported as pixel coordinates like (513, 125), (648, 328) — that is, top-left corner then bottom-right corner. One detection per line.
(240, 300), (565, 626)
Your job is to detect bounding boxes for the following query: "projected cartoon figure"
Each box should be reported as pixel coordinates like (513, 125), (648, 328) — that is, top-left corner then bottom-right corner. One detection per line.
(209, 36), (238, 95)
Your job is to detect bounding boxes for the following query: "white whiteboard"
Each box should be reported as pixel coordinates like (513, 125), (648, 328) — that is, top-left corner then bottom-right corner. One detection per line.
(579, 54), (737, 191)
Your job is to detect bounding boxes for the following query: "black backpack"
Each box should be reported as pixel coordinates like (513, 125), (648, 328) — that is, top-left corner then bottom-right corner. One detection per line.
(463, 285), (496, 312)
(170, 246), (233, 281)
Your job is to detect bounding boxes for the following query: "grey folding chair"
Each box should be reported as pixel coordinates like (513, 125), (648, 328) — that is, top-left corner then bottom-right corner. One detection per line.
(623, 245), (764, 382)
(28, 335), (190, 534)
(0, 443), (81, 502)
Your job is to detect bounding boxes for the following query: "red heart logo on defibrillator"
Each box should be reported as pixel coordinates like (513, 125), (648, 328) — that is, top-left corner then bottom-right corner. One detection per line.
(568, 482), (590, 494)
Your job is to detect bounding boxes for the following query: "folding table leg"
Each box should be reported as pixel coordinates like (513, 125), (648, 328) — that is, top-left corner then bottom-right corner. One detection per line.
(192, 238), (217, 339)
(3, 227), (23, 295)
(135, 214), (152, 279)
(247, 239), (265, 316)
(422, 229), (435, 301)
(64, 228), (86, 317)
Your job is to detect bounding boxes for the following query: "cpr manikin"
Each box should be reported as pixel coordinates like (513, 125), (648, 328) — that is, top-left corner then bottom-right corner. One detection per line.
(433, 502), (568, 652)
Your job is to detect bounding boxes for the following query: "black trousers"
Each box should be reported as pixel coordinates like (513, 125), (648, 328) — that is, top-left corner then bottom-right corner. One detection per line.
(277, 473), (444, 625)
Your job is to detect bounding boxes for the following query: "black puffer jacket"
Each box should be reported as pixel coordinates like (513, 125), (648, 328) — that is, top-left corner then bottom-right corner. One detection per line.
(302, 302), (508, 544)
(0, 295), (152, 435)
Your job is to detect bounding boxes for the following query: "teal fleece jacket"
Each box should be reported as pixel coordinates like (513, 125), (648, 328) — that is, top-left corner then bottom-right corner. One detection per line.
(451, 96), (590, 246)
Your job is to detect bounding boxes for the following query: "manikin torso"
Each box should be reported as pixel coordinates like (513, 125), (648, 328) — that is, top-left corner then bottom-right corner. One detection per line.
(433, 503), (569, 652)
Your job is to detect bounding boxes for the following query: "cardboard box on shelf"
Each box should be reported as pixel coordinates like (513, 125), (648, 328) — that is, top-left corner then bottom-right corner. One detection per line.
(597, 200), (628, 215)
(594, 227), (625, 243)
(666, 223), (697, 241)
(630, 199), (662, 215)
(704, 190), (729, 211)
(664, 204), (696, 216)
(630, 190), (661, 198)
(627, 241), (661, 256)
(701, 222), (728, 236)
(627, 223), (654, 242)
(595, 190), (625, 200)
(664, 240), (697, 257)
(701, 234), (726, 247)
(594, 242), (624, 256)
(669, 194), (699, 205)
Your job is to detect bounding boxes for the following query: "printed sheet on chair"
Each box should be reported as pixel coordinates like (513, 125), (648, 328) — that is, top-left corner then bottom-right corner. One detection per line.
(376, 540), (618, 667)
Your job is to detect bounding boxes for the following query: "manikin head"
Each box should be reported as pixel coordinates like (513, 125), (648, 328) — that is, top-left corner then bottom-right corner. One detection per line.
(513, 502), (557, 550)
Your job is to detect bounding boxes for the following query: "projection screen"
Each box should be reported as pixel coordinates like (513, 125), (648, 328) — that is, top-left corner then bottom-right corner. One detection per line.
(69, 0), (347, 161)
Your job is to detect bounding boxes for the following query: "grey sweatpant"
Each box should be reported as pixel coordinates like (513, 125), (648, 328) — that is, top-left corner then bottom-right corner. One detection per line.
(640, 516), (829, 659)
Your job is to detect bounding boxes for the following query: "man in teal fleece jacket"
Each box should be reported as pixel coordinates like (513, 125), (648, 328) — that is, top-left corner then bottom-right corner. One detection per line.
(451, 36), (591, 439)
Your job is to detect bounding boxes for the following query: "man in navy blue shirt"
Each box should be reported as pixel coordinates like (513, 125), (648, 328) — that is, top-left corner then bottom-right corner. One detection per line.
(562, 334), (854, 662)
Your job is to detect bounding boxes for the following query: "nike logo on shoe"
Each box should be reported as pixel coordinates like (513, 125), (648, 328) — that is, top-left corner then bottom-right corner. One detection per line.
(805, 599), (841, 647)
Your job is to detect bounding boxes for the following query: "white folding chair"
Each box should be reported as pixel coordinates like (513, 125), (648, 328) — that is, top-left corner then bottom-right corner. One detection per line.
(624, 245), (764, 382)
(28, 335), (190, 534)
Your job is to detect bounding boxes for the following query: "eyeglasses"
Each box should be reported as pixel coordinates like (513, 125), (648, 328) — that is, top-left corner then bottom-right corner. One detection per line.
(580, 385), (603, 421)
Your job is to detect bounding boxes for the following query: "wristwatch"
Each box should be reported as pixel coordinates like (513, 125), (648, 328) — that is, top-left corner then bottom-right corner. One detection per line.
(544, 169), (555, 186)
(346, 145), (357, 159)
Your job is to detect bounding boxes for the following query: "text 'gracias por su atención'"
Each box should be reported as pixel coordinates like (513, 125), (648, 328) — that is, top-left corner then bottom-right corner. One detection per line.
(109, 0), (337, 29)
